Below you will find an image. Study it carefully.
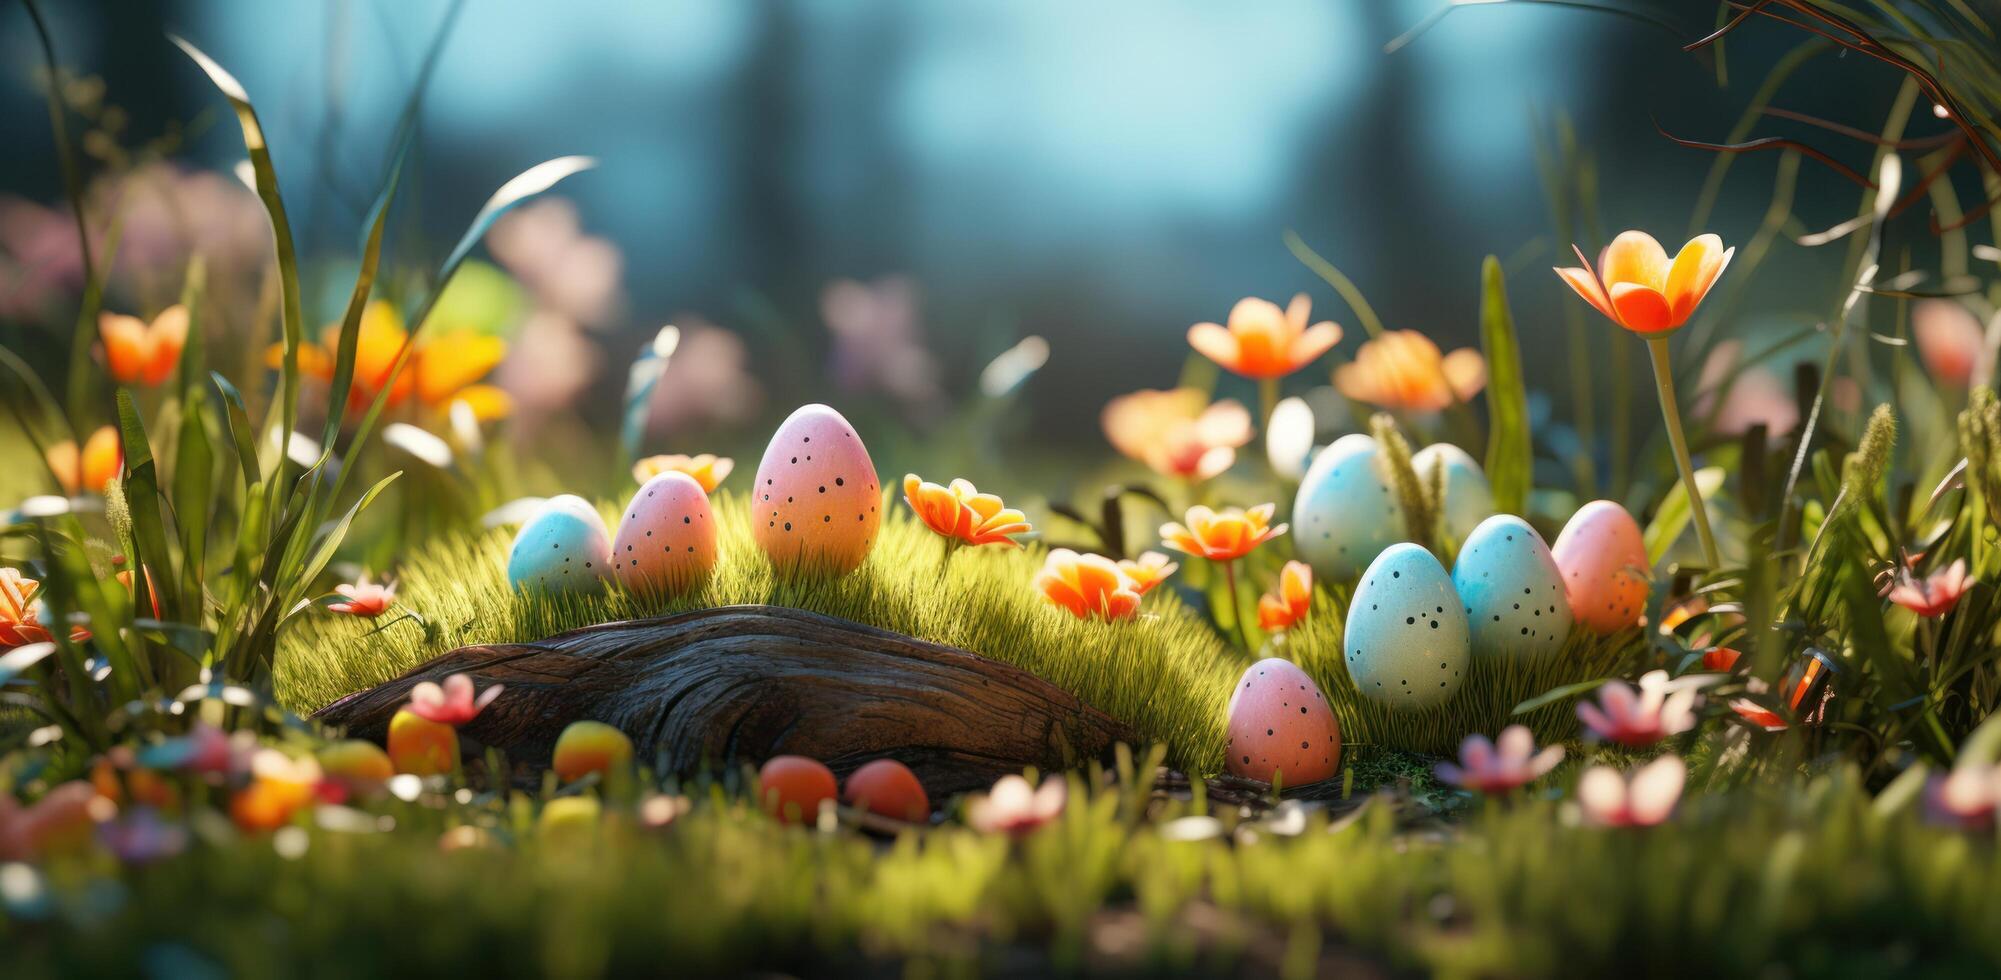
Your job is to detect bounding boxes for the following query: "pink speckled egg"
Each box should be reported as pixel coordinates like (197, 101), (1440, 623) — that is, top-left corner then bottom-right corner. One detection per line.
(613, 472), (717, 596)
(1224, 658), (1341, 787)
(751, 404), (882, 575)
(1550, 499), (1652, 634)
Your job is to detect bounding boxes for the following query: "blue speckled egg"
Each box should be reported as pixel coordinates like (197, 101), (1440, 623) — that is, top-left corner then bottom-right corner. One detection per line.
(1411, 443), (1495, 545)
(506, 494), (613, 594)
(1293, 433), (1402, 582)
(1344, 543), (1470, 708)
(1451, 515), (1571, 659)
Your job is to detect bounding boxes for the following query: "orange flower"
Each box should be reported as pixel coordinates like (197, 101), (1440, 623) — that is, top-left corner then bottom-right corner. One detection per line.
(230, 749), (324, 833)
(1554, 231), (1734, 336)
(903, 474), (1032, 547)
(270, 300), (512, 420)
(46, 426), (121, 495)
(1, 568), (52, 647)
(1159, 503), (1286, 562)
(1116, 551), (1178, 595)
(1257, 560), (1312, 631)
(99, 306), (190, 386)
(632, 453), (734, 493)
(1035, 549), (1141, 621)
(1101, 388), (1252, 481)
(1333, 330), (1485, 412)
(1188, 294), (1342, 379)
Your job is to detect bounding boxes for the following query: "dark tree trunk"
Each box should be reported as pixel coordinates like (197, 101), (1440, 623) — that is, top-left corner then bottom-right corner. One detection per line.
(313, 605), (1137, 797)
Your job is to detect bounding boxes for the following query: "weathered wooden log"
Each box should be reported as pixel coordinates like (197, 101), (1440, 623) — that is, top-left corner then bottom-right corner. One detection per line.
(314, 605), (1137, 796)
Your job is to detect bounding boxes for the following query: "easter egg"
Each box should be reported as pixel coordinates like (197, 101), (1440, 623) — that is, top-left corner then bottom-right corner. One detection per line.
(613, 472), (717, 596)
(759, 755), (838, 824)
(1412, 443), (1495, 544)
(506, 494), (613, 594)
(842, 759), (930, 822)
(752, 405), (882, 576)
(1452, 515), (1572, 658)
(551, 721), (634, 782)
(1224, 658), (1342, 786)
(1550, 500), (1651, 634)
(1344, 543), (1471, 708)
(1293, 433), (1402, 582)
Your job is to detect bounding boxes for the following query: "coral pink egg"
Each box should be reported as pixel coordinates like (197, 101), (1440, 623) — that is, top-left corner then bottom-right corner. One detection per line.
(751, 404), (882, 576)
(1224, 658), (1341, 786)
(842, 759), (930, 822)
(1550, 499), (1652, 634)
(759, 755), (839, 824)
(613, 472), (718, 596)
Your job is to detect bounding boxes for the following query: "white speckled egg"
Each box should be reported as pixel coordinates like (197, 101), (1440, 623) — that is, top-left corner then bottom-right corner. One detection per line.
(613, 472), (717, 596)
(752, 404), (882, 576)
(1411, 443), (1495, 544)
(1292, 433), (1402, 582)
(1224, 658), (1341, 786)
(1344, 543), (1470, 708)
(1550, 499), (1651, 634)
(1452, 515), (1571, 658)
(506, 494), (613, 594)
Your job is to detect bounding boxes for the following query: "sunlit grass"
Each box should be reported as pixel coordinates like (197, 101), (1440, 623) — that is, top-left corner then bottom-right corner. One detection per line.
(277, 490), (1249, 772)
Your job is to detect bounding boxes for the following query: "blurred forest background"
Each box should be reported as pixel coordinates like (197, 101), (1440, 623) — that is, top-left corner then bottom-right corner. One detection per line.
(0, 0), (1978, 466)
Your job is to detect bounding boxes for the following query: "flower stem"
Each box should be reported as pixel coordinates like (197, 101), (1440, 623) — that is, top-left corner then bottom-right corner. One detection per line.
(1221, 559), (1250, 650)
(1645, 337), (1720, 570)
(1258, 377), (1279, 431)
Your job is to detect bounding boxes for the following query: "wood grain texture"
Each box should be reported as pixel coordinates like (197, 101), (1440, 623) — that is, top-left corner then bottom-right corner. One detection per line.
(313, 604), (1137, 796)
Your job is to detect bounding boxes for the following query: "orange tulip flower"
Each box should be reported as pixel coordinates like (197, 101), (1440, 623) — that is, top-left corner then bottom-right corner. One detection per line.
(1035, 549), (1142, 621)
(230, 749), (324, 833)
(1101, 387), (1252, 481)
(1159, 503), (1286, 562)
(99, 305), (190, 386)
(1188, 294), (1342, 379)
(903, 474), (1032, 547)
(1117, 551), (1178, 596)
(1, 568), (52, 648)
(1257, 560), (1313, 631)
(46, 426), (121, 495)
(1334, 330), (1486, 412)
(633, 453), (733, 493)
(272, 300), (512, 421)
(1554, 231), (1733, 336)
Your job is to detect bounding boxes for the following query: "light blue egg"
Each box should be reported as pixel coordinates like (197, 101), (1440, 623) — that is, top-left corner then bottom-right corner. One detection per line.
(506, 494), (613, 594)
(1452, 515), (1571, 659)
(1412, 443), (1494, 545)
(1343, 543), (1470, 708)
(1293, 433), (1402, 582)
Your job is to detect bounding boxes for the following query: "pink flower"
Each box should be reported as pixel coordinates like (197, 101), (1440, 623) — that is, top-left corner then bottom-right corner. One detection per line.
(405, 673), (503, 726)
(136, 722), (252, 777)
(965, 774), (1066, 836)
(1923, 758), (2000, 831)
(1577, 755), (1686, 828)
(1694, 339), (1799, 437)
(1913, 299), (1984, 387)
(485, 197), (624, 326)
(821, 276), (941, 409)
(643, 320), (764, 436)
(1885, 559), (1972, 618)
(1435, 725), (1565, 795)
(1577, 671), (1701, 747)
(327, 578), (396, 618)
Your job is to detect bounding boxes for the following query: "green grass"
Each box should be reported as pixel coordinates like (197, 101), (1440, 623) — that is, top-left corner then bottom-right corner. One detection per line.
(5, 762), (1997, 979)
(278, 492), (1649, 773)
(276, 491), (1250, 772)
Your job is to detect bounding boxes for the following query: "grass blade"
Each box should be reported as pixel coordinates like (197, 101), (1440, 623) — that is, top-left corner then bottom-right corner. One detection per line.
(1478, 255), (1531, 515)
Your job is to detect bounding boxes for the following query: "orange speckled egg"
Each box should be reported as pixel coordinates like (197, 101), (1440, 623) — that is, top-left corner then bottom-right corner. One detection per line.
(552, 720), (634, 782)
(758, 755), (838, 824)
(751, 405), (881, 576)
(1550, 499), (1652, 634)
(613, 472), (717, 596)
(842, 759), (929, 822)
(1225, 658), (1341, 787)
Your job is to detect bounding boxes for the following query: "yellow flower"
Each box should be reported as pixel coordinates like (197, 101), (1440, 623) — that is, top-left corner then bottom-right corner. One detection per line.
(1334, 330), (1485, 412)
(1159, 504), (1287, 562)
(1187, 294), (1342, 379)
(632, 453), (733, 493)
(271, 300), (512, 420)
(903, 475), (1032, 547)
(1554, 231), (1733, 335)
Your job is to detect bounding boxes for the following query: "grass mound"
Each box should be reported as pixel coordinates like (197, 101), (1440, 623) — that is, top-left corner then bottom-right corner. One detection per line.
(277, 491), (1249, 772)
